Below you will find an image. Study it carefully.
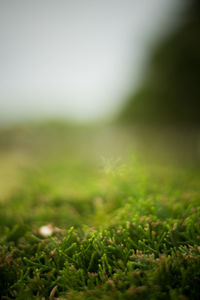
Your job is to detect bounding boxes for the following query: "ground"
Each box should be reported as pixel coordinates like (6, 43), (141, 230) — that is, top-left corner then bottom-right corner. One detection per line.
(0, 123), (200, 299)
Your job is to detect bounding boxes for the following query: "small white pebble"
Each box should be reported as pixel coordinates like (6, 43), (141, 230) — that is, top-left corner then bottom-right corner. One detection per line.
(39, 224), (54, 237)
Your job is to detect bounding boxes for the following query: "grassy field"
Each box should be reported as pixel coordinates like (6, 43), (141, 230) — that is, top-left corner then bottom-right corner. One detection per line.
(0, 123), (200, 299)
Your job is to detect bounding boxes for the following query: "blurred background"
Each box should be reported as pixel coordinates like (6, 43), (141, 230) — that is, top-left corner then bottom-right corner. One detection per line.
(0, 0), (200, 205)
(1, 0), (197, 124)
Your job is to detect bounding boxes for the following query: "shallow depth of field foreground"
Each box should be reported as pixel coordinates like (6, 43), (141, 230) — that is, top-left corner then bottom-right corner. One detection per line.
(0, 124), (200, 299)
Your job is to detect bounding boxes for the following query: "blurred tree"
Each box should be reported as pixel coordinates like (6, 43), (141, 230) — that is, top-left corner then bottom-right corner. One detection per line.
(119, 0), (200, 126)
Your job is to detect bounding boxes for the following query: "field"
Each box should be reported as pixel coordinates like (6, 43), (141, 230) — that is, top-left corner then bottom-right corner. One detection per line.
(0, 123), (200, 299)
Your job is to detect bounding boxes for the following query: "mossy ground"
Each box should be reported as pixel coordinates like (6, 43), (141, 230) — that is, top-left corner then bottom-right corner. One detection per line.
(0, 124), (200, 299)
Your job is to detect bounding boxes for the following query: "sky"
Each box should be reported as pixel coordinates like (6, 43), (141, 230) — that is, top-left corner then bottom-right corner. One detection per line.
(0, 0), (187, 123)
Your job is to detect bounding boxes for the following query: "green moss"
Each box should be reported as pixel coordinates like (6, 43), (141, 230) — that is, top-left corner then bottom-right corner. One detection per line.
(0, 125), (200, 299)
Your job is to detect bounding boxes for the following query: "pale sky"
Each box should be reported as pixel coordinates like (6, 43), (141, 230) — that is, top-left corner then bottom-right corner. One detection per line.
(0, 0), (187, 123)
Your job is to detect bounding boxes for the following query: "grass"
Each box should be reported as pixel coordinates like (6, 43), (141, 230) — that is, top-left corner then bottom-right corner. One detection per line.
(0, 123), (200, 299)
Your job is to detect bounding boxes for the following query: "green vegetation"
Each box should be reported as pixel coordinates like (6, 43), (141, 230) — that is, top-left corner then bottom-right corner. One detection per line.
(119, 0), (200, 125)
(0, 124), (200, 299)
